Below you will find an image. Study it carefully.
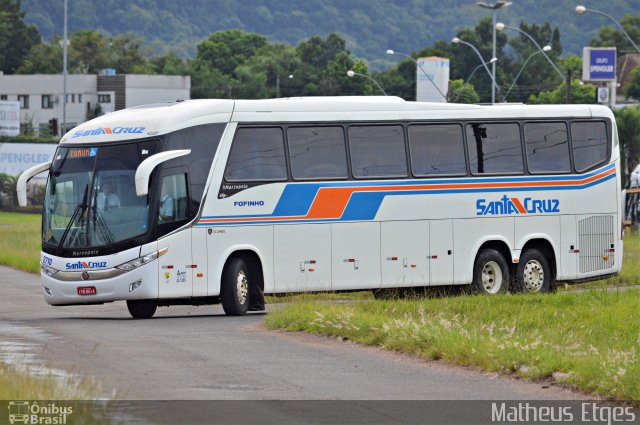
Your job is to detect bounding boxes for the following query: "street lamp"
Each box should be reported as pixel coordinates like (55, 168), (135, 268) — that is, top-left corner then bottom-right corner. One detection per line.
(502, 46), (552, 101)
(575, 5), (640, 53)
(453, 58), (497, 103)
(346, 70), (388, 96)
(496, 23), (564, 80)
(477, 1), (512, 104)
(451, 37), (499, 102)
(385, 49), (447, 101)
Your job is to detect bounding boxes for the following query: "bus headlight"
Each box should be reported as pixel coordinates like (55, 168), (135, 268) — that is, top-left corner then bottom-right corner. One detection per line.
(116, 247), (168, 272)
(41, 264), (58, 276)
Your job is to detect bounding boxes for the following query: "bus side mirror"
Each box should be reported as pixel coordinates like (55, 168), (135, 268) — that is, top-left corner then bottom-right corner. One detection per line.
(17, 162), (52, 207)
(135, 150), (191, 197)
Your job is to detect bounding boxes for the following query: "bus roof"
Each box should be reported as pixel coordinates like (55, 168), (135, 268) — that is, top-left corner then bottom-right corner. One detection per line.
(60, 97), (613, 144)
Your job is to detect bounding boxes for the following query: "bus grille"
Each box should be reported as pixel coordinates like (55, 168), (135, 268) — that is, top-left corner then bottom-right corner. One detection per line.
(578, 215), (615, 273)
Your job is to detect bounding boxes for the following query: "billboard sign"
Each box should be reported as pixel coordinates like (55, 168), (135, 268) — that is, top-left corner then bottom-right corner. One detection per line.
(416, 57), (449, 103)
(0, 101), (20, 136)
(582, 47), (616, 81)
(0, 143), (57, 177)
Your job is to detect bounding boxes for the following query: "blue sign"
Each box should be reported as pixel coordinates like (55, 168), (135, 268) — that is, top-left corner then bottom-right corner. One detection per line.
(585, 48), (616, 81)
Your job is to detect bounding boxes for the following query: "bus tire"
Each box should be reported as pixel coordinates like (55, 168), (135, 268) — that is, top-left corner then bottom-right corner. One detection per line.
(221, 257), (251, 316)
(515, 248), (552, 293)
(127, 300), (157, 319)
(472, 249), (509, 294)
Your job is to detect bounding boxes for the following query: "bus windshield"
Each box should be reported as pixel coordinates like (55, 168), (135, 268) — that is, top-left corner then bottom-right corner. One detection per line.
(42, 140), (160, 251)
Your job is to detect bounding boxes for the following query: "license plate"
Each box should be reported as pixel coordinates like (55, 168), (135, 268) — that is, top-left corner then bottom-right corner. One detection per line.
(77, 286), (97, 296)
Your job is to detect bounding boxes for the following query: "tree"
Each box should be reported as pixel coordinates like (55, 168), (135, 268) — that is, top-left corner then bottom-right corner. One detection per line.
(0, 0), (40, 74)
(502, 22), (563, 103)
(190, 30), (269, 99)
(233, 43), (301, 98)
(106, 33), (153, 74)
(18, 30), (153, 75)
(150, 52), (189, 76)
(68, 30), (110, 73)
(194, 30), (268, 76)
(448, 79), (480, 104)
(626, 67), (640, 100)
(591, 12), (640, 53)
(527, 79), (595, 104)
(297, 33), (347, 71)
(614, 105), (640, 180)
(16, 39), (62, 73)
(0, 172), (19, 209)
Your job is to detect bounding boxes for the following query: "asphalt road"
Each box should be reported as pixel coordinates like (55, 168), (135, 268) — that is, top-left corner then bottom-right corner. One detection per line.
(0, 265), (586, 402)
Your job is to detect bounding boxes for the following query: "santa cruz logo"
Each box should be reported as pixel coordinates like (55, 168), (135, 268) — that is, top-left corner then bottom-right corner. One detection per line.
(65, 260), (108, 270)
(476, 195), (560, 216)
(72, 126), (145, 138)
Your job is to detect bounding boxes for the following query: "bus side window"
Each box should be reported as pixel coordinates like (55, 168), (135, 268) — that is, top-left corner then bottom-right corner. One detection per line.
(524, 122), (571, 174)
(224, 127), (287, 182)
(287, 126), (348, 180)
(466, 123), (523, 175)
(571, 121), (608, 172)
(159, 174), (188, 224)
(408, 124), (466, 176)
(348, 125), (408, 178)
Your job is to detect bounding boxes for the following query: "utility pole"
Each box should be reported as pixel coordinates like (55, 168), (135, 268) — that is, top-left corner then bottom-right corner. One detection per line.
(565, 69), (572, 104)
(62, 0), (68, 135)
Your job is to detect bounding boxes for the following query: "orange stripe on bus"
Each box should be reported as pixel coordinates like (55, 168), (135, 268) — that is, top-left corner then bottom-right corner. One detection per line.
(306, 188), (354, 219)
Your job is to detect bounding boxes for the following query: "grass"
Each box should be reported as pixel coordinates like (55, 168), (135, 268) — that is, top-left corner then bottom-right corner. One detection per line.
(265, 289), (640, 401)
(0, 362), (94, 400)
(0, 211), (41, 274)
(0, 364), (110, 423)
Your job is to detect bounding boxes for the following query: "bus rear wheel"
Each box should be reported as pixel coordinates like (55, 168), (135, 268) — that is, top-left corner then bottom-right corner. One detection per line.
(127, 300), (157, 319)
(472, 249), (509, 294)
(515, 249), (552, 293)
(221, 258), (251, 316)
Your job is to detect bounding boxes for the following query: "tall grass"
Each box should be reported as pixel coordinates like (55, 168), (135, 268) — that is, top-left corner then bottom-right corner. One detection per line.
(0, 212), (41, 273)
(266, 289), (640, 401)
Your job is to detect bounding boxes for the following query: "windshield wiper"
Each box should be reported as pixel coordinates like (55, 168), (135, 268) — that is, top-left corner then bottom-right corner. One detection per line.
(57, 186), (89, 250)
(92, 206), (115, 250)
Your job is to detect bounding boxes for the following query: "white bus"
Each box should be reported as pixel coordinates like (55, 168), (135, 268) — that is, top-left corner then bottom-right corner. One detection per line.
(18, 98), (623, 318)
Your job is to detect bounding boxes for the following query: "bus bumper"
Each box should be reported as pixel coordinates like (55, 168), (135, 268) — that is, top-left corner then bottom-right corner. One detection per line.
(41, 261), (158, 305)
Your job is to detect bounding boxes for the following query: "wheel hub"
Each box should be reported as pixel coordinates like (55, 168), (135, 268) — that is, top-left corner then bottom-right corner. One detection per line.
(481, 261), (502, 293)
(236, 270), (248, 304)
(523, 259), (544, 292)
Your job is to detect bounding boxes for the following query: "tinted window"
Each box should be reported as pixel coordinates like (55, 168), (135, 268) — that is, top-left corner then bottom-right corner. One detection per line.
(349, 125), (407, 178)
(225, 127), (287, 181)
(524, 122), (571, 173)
(163, 123), (225, 215)
(287, 126), (348, 179)
(466, 123), (523, 174)
(409, 124), (466, 176)
(571, 121), (608, 172)
(159, 174), (188, 224)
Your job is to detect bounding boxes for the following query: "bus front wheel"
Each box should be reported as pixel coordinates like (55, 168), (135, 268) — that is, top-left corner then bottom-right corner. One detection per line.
(127, 300), (157, 319)
(514, 249), (552, 293)
(472, 249), (509, 294)
(221, 258), (251, 316)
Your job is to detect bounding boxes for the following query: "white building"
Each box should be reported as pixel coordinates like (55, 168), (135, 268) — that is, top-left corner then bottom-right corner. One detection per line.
(416, 57), (449, 103)
(0, 73), (190, 136)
